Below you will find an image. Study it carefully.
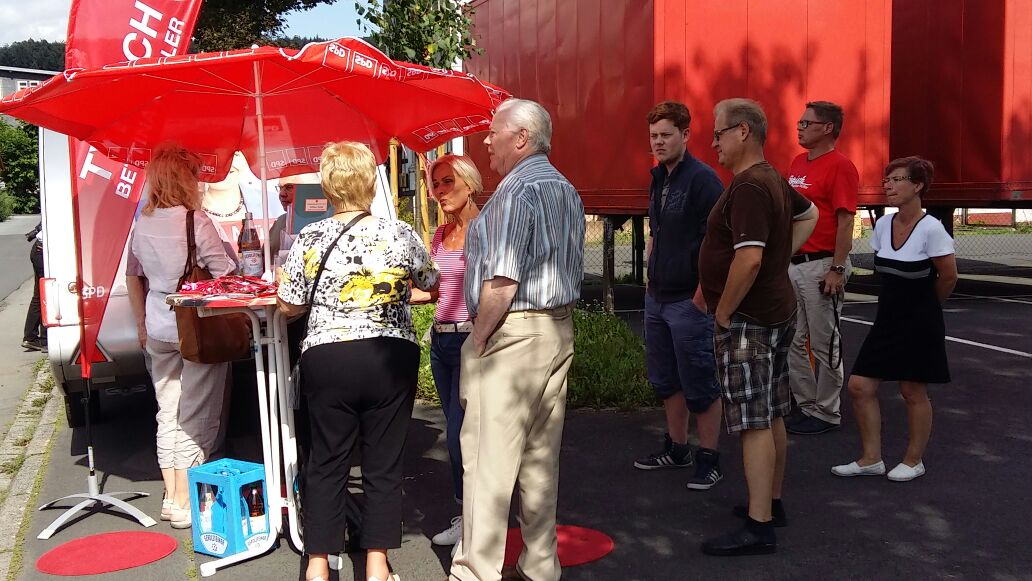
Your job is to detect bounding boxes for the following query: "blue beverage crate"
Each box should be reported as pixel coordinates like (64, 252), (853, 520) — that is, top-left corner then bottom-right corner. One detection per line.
(187, 458), (270, 557)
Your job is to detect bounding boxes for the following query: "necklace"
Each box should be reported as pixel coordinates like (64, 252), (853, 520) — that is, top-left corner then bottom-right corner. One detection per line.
(203, 191), (245, 218)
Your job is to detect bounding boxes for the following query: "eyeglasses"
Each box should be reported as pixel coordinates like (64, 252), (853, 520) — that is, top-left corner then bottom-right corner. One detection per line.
(797, 120), (831, 130)
(713, 123), (742, 141)
(881, 176), (912, 185)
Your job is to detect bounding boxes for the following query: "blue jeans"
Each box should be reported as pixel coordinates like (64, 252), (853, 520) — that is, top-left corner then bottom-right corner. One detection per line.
(644, 294), (720, 412)
(430, 328), (468, 503)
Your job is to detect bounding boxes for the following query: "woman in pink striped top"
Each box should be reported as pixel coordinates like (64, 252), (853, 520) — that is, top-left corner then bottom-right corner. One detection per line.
(411, 154), (482, 547)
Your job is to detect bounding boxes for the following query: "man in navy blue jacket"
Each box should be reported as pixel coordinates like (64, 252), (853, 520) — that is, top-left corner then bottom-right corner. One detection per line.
(634, 101), (725, 491)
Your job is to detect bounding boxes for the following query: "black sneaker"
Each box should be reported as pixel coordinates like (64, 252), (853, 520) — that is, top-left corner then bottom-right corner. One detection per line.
(685, 448), (722, 490)
(732, 501), (788, 527)
(786, 416), (839, 435)
(633, 433), (693, 470)
(21, 338), (46, 352)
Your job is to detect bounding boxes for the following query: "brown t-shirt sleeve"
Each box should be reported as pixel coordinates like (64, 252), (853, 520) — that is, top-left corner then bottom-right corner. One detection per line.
(790, 186), (814, 219)
(728, 182), (773, 249)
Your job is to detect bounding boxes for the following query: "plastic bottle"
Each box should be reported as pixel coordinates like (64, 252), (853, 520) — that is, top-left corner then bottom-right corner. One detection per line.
(238, 212), (264, 276)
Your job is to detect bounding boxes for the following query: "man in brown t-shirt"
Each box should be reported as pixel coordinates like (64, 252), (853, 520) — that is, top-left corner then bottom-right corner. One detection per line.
(698, 98), (818, 557)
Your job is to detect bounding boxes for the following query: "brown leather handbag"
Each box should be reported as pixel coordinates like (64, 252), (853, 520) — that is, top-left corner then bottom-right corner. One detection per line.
(174, 210), (252, 364)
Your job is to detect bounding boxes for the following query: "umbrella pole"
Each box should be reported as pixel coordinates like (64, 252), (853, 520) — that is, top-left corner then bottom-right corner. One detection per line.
(254, 62), (272, 280)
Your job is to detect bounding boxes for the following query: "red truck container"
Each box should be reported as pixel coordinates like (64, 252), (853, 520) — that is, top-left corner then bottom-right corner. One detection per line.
(465, 0), (1032, 213)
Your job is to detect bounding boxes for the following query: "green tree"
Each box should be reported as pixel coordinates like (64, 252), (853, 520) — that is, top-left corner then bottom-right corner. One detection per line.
(193, 0), (341, 52)
(355, 0), (480, 67)
(0, 39), (65, 71)
(0, 121), (41, 214)
(265, 35), (330, 50)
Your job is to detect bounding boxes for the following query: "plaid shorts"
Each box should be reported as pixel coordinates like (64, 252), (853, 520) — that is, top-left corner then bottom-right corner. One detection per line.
(715, 316), (796, 433)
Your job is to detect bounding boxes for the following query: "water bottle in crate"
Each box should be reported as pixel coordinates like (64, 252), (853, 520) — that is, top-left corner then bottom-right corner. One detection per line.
(188, 458), (270, 557)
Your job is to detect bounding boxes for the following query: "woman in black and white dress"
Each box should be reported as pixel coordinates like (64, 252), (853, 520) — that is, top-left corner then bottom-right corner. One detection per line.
(831, 156), (957, 482)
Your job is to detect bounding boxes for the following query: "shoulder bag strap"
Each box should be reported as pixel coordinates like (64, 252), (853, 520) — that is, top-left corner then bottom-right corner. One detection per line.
(306, 212), (369, 309)
(177, 210), (199, 289)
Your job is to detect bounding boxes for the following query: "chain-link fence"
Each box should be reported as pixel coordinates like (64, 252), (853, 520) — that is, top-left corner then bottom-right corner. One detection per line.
(584, 209), (1032, 281)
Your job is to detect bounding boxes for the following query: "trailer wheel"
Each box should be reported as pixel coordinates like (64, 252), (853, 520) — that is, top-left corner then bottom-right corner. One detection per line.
(63, 391), (100, 428)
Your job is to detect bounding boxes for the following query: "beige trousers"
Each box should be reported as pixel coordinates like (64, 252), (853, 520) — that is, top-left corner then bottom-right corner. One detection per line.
(147, 339), (230, 470)
(787, 257), (851, 424)
(449, 308), (575, 581)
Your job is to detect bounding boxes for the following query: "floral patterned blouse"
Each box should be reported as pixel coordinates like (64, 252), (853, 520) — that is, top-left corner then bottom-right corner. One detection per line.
(278, 216), (439, 353)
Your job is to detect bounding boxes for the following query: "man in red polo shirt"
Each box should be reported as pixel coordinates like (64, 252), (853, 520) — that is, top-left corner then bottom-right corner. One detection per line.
(785, 101), (859, 435)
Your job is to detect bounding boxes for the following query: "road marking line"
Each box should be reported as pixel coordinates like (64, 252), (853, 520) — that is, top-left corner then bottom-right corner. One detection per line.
(841, 316), (1032, 359)
(953, 293), (1032, 306)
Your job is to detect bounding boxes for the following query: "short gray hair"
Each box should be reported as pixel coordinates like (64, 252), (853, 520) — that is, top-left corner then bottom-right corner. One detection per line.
(496, 98), (553, 154)
(715, 98), (768, 145)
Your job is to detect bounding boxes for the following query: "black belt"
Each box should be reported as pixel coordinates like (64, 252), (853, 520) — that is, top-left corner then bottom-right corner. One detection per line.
(791, 251), (833, 265)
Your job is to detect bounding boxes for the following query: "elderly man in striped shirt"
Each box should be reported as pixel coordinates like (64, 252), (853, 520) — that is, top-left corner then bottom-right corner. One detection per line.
(449, 98), (586, 581)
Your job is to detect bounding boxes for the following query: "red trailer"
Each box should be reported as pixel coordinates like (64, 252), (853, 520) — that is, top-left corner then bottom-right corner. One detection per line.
(465, 0), (1032, 212)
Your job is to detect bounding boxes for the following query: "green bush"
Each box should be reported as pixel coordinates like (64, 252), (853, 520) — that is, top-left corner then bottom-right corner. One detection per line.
(568, 304), (654, 409)
(0, 190), (15, 222)
(410, 303), (654, 409)
(412, 304), (438, 403)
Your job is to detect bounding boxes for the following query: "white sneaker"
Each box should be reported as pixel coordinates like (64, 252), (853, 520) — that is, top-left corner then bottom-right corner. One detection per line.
(887, 461), (926, 482)
(432, 516), (462, 546)
(170, 505), (192, 529)
(160, 498), (174, 521)
(367, 575), (399, 581)
(831, 460), (886, 477)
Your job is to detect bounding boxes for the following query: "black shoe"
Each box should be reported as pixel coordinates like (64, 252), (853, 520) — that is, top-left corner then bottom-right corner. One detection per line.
(685, 448), (722, 490)
(21, 338), (46, 352)
(701, 523), (776, 556)
(784, 406), (807, 426)
(786, 416), (839, 435)
(732, 502), (788, 527)
(633, 433), (693, 470)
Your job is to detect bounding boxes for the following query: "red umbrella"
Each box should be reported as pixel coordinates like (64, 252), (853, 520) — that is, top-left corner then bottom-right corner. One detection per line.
(0, 37), (510, 269)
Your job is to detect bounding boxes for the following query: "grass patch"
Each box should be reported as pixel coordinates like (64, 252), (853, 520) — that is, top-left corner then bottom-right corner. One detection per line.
(412, 304), (653, 409)
(0, 455), (24, 476)
(182, 534), (198, 579)
(7, 423), (58, 581)
(13, 436), (31, 448)
(31, 395), (50, 409)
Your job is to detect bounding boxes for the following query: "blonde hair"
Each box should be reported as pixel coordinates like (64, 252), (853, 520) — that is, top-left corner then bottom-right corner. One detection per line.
(142, 143), (201, 215)
(320, 141), (377, 211)
(429, 154), (484, 196)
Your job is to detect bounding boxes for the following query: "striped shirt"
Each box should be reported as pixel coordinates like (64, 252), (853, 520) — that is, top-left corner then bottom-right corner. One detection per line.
(464, 154), (585, 317)
(431, 224), (470, 322)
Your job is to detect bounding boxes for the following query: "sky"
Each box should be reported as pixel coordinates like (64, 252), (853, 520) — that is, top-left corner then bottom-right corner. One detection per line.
(0, 1), (364, 46)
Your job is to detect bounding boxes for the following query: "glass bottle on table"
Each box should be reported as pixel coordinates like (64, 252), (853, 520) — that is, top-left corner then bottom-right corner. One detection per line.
(238, 212), (264, 277)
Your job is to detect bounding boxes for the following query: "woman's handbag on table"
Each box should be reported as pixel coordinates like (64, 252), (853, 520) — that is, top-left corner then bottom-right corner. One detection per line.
(175, 210), (253, 364)
(289, 212), (368, 408)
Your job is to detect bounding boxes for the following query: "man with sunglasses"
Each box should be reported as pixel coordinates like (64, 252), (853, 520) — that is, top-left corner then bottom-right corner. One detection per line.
(785, 101), (860, 436)
(699, 98), (817, 556)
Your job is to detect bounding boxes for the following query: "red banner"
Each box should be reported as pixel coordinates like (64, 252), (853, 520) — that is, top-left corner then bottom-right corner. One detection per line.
(66, 0), (202, 377)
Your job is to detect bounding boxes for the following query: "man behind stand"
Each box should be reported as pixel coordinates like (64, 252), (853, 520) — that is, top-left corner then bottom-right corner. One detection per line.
(785, 101), (860, 435)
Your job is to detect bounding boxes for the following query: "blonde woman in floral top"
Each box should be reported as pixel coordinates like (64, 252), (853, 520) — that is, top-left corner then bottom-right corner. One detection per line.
(278, 141), (439, 581)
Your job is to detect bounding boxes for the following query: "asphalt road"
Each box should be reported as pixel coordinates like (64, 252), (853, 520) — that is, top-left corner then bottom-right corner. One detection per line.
(14, 277), (1032, 580)
(0, 215), (37, 302)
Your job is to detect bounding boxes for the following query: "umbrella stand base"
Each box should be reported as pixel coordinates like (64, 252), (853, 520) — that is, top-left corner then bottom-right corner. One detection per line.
(37, 473), (156, 540)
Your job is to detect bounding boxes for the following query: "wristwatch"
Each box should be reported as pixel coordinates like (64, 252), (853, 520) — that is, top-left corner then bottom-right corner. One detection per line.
(830, 264), (846, 274)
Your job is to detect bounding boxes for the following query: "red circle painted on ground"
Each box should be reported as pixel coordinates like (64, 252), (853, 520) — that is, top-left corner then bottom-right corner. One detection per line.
(503, 525), (614, 567)
(36, 531), (178, 576)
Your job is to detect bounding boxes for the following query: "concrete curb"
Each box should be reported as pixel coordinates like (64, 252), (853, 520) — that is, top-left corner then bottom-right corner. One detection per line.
(0, 365), (62, 580)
